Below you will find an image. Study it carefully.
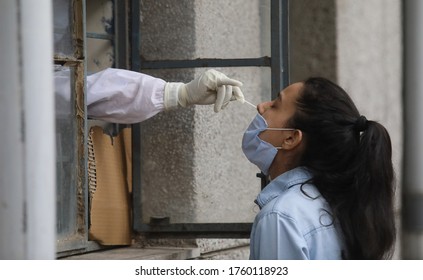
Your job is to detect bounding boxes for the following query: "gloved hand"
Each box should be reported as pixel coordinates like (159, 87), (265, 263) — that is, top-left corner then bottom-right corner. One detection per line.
(164, 69), (244, 112)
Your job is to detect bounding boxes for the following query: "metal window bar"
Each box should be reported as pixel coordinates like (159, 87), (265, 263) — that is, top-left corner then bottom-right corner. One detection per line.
(132, 0), (289, 237)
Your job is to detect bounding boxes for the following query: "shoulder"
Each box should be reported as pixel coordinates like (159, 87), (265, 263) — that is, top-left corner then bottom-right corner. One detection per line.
(258, 184), (333, 232)
(268, 183), (326, 214)
(252, 181), (345, 259)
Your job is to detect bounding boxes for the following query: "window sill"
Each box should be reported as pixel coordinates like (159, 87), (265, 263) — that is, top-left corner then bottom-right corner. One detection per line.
(60, 246), (201, 260)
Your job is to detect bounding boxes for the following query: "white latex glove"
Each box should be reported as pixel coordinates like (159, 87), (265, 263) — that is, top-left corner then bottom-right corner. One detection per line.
(164, 69), (244, 112)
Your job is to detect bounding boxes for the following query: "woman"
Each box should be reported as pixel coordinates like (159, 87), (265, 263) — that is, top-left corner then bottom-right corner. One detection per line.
(243, 77), (396, 259)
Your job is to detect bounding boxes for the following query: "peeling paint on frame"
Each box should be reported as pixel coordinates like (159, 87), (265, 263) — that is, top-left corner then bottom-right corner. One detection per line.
(74, 62), (86, 235)
(72, 0), (84, 59)
(54, 0), (88, 254)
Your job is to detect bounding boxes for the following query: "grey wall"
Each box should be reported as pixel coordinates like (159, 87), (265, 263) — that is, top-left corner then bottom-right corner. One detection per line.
(139, 0), (266, 225)
(289, 0), (337, 82)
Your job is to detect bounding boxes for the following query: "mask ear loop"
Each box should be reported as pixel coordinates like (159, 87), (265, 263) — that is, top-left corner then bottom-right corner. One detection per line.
(265, 128), (296, 131)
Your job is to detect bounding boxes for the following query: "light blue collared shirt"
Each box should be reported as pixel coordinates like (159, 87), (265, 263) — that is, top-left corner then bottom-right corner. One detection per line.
(249, 167), (345, 260)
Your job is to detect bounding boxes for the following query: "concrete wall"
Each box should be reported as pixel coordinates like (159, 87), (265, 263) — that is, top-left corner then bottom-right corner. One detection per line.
(289, 0), (337, 83)
(139, 0), (265, 225)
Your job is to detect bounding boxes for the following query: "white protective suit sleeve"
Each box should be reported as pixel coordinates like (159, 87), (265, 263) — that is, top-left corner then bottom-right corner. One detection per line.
(54, 67), (244, 124)
(87, 68), (166, 124)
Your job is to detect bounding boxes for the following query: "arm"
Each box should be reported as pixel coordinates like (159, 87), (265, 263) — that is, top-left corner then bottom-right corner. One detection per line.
(87, 68), (166, 124)
(87, 68), (244, 124)
(53, 67), (156, 122)
(250, 212), (309, 260)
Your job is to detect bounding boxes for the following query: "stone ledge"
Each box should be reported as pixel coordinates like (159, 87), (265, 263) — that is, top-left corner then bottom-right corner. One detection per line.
(61, 247), (201, 260)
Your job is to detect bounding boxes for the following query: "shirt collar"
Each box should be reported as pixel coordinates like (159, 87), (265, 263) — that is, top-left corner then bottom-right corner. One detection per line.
(255, 166), (313, 209)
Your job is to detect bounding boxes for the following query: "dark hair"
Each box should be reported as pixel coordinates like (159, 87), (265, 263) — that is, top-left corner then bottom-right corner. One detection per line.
(289, 77), (396, 259)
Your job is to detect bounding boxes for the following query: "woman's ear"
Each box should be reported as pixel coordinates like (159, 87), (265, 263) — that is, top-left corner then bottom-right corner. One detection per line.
(281, 130), (303, 150)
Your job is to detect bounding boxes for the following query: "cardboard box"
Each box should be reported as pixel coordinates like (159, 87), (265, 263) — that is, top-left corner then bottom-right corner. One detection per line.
(88, 126), (132, 245)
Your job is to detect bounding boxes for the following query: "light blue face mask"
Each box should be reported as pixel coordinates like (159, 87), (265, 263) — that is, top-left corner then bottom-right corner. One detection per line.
(242, 113), (295, 175)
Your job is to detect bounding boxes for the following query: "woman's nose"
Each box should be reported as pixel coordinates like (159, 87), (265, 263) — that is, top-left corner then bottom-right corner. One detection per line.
(257, 100), (273, 115)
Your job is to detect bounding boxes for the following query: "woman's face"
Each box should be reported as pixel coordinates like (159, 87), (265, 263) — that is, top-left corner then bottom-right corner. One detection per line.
(257, 82), (303, 147)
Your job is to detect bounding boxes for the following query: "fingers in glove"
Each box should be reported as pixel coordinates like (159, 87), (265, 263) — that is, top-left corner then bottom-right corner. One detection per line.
(222, 101), (230, 110)
(214, 85), (232, 112)
(214, 86), (224, 112)
(230, 86), (245, 103)
(223, 86), (244, 110)
(216, 76), (243, 88)
(223, 85), (232, 104)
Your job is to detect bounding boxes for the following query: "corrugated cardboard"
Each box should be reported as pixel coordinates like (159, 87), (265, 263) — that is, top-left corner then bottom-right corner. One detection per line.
(88, 126), (132, 245)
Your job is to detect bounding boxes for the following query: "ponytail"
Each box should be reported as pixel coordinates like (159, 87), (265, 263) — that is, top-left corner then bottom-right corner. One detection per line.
(341, 120), (396, 259)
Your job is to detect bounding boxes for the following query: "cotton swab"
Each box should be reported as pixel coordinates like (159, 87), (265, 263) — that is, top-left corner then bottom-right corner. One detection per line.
(243, 99), (257, 109)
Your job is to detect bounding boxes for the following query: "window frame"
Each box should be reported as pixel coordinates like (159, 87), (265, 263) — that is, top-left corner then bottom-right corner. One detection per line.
(54, 0), (90, 256)
(55, 0), (131, 258)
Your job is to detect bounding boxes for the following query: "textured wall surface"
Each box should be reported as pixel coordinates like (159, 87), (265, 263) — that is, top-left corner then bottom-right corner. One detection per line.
(139, 0), (266, 225)
(289, 0), (337, 82)
(139, 0), (198, 223)
(192, 0), (269, 223)
(336, 0), (403, 179)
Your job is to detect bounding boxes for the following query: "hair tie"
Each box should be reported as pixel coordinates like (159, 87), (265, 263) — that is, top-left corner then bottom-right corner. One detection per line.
(355, 115), (368, 132)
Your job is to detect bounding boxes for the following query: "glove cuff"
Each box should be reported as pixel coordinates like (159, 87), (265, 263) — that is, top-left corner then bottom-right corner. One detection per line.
(164, 82), (185, 110)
